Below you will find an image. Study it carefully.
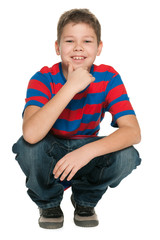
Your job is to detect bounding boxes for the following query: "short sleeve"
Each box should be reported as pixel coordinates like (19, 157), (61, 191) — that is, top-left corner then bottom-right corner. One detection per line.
(105, 73), (135, 127)
(23, 71), (53, 116)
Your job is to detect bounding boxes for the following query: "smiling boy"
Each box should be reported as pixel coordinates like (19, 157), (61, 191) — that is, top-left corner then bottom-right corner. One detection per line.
(12, 9), (141, 229)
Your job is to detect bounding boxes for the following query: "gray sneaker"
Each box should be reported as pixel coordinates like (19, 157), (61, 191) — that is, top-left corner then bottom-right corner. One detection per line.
(71, 194), (99, 227)
(38, 206), (64, 229)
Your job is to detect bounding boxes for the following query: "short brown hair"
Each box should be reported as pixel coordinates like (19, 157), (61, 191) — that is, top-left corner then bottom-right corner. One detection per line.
(57, 9), (101, 45)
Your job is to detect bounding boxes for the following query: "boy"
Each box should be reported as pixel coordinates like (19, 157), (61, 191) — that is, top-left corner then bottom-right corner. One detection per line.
(12, 9), (141, 229)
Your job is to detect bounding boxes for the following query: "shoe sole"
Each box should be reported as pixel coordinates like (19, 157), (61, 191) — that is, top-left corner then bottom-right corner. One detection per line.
(74, 213), (99, 227)
(71, 195), (99, 227)
(38, 216), (64, 229)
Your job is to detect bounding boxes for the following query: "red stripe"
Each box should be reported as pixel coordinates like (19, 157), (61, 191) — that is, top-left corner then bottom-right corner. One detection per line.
(40, 63), (60, 75)
(50, 63), (60, 75)
(51, 118), (100, 137)
(73, 91), (87, 100)
(25, 96), (48, 105)
(53, 83), (63, 93)
(51, 128), (78, 138)
(105, 84), (127, 104)
(109, 101), (133, 115)
(78, 121), (99, 132)
(40, 66), (51, 74)
(88, 81), (109, 93)
(59, 103), (103, 121)
(94, 64), (118, 77)
(51, 128), (98, 139)
(28, 79), (51, 99)
(73, 81), (109, 100)
(59, 108), (83, 121)
(83, 104), (102, 114)
(50, 82), (54, 94)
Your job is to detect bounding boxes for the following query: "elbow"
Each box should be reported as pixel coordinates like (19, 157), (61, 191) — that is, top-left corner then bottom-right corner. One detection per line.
(23, 137), (39, 145)
(23, 126), (40, 145)
(133, 127), (141, 145)
(23, 133), (38, 145)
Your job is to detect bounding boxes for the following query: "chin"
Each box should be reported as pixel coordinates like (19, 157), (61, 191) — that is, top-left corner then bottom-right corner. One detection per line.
(74, 64), (91, 71)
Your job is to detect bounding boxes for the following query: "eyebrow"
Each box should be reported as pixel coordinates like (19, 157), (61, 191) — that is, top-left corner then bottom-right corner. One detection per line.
(63, 35), (95, 39)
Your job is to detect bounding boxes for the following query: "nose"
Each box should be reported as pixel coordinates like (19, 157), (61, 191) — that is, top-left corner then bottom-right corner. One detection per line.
(73, 42), (84, 51)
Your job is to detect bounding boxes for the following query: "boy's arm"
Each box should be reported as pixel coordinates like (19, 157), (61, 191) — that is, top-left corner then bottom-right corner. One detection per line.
(53, 114), (141, 181)
(23, 64), (95, 144)
(23, 85), (75, 144)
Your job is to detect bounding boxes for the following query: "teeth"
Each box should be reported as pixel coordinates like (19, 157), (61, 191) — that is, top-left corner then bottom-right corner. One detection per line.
(73, 57), (85, 60)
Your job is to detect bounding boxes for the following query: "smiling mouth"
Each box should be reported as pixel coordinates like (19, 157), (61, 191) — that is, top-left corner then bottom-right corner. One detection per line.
(72, 56), (86, 60)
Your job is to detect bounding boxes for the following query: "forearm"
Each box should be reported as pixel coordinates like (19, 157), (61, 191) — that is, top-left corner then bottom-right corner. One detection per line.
(23, 83), (75, 144)
(80, 126), (141, 160)
(53, 125), (141, 181)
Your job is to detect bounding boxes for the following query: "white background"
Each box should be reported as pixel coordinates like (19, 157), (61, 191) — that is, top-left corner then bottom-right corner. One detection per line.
(1, 0), (159, 239)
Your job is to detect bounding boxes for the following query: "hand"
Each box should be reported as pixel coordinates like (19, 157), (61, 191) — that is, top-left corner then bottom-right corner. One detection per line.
(66, 62), (95, 94)
(53, 147), (93, 181)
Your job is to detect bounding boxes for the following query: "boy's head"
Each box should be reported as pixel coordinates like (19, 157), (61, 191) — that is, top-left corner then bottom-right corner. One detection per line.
(57, 8), (101, 45)
(55, 9), (103, 78)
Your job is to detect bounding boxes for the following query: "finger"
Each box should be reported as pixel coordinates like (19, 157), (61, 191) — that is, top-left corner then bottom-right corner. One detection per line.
(53, 159), (66, 177)
(67, 168), (78, 181)
(53, 162), (61, 175)
(83, 66), (88, 71)
(68, 61), (74, 74)
(54, 165), (66, 179)
(60, 165), (73, 181)
(91, 76), (95, 82)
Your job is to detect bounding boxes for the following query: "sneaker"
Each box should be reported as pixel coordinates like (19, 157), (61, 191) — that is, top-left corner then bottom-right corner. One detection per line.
(38, 206), (64, 229)
(71, 194), (99, 227)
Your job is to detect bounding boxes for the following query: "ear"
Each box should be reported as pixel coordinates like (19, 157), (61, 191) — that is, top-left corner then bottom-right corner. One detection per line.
(55, 41), (60, 56)
(97, 41), (103, 56)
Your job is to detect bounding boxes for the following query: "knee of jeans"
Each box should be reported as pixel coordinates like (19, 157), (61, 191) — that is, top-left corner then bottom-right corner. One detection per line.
(12, 136), (50, 175)
(13, 136), (45, 157)
(117, 146), (141, 172)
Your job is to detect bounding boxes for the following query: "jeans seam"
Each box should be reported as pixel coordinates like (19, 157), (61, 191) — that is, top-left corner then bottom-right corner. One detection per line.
(98, 167), (106, 184)
(46, 158), (56, 185)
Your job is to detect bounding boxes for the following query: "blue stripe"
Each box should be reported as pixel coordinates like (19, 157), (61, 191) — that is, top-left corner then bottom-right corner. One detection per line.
(67, 92), (105, 111)
(106, 94), (129, 111)
(67, 99), (85, 111)
(25, 100), (44, 108)
(82, 113), (100, 123)
(31, 72), (52, 91)
(53, 119), (81, 132)
(50, 72), (66, 85)
(93, 72), (109, 82)
(86, 92), (104, 104)
(27, 89), (49, 99)
(77, 125), (100, 135)
(105, 75), (123, 95)
(111, 110), (136, 127)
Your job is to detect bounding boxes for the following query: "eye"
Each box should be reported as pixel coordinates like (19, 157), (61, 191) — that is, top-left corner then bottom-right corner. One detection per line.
(84, 40), (92, 43)
(66, 40), (73, 43)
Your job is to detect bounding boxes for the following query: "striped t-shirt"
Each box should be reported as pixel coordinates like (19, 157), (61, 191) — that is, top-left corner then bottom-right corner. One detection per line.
(24, 62), (135, 139)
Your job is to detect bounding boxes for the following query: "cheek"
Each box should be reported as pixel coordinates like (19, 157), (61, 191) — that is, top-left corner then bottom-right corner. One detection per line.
(87, 45), (98, 56)
(60, 48), (71, 60)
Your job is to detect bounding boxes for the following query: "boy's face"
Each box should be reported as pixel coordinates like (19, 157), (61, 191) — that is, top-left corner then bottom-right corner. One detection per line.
(55, 22), (103, 78)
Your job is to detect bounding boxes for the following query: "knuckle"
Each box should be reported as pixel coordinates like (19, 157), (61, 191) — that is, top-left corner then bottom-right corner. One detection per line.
(59, 166), (64, 172)
(71, 169), (77, 175)
(56, 161), (61, 167)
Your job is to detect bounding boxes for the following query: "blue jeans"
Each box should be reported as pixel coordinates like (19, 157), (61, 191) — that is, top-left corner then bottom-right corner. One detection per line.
(12, 133), (141, 208)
